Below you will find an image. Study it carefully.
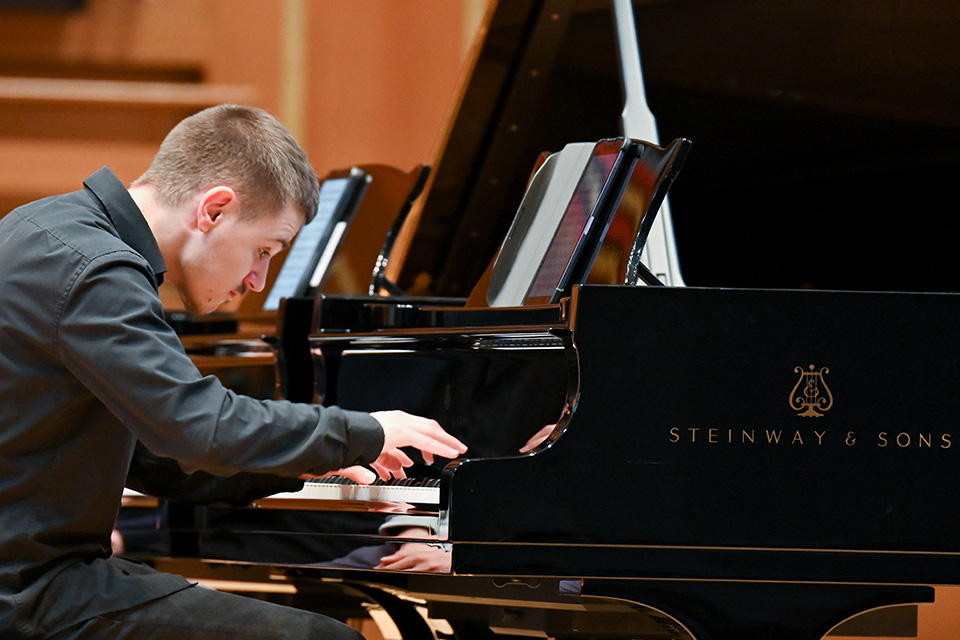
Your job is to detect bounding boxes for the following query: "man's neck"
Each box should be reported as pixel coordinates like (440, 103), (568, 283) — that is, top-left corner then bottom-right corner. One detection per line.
(128, 184), (190, 288)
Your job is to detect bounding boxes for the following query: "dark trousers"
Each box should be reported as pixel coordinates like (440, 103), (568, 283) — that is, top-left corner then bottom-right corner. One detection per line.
(48, 584), (365, 640)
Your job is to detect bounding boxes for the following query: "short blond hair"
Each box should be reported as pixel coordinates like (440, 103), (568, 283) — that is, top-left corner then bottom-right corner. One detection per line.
(132, 104), (319, 222)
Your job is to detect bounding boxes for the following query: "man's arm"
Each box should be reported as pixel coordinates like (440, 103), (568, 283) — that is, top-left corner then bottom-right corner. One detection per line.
(126, 440), (304, 505)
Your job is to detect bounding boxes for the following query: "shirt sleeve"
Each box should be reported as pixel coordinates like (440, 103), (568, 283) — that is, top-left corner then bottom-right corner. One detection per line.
(126, 440), (305, 505)
(56, 249), (383, 477)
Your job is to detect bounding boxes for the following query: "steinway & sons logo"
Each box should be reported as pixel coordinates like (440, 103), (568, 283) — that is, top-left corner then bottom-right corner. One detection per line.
(666, 362), (953, 450)
(789, 364), (833, 417)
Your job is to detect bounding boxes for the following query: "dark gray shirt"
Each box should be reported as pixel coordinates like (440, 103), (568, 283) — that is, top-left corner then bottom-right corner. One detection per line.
(0, 167), (383, 638)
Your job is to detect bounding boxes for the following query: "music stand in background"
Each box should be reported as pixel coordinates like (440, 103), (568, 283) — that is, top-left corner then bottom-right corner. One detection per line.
(474, 136), (690, 309)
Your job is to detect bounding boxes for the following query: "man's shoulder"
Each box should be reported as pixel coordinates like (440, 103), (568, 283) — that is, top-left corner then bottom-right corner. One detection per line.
(2, 193), (158, 317)
(11, 189), (132, 258)
(7, 187), (102, 232)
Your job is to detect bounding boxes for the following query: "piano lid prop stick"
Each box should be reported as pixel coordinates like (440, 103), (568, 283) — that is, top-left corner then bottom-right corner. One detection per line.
(611, 0), (685, 286)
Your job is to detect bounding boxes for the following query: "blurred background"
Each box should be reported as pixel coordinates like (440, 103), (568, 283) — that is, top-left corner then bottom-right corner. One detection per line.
(0, 0), (481, 217)
(2, 0), (959, 296)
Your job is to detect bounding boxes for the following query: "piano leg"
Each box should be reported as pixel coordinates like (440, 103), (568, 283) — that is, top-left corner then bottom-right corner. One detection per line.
(345, 583), (437, 640)
(582, 580), (934, 640)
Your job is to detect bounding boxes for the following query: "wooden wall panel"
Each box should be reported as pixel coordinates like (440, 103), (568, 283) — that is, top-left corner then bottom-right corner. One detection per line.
(0, 0), (474, 216)
(0, 0), (208, 78)
(0, 0), (261, 213)
(304, 0), (470, 177)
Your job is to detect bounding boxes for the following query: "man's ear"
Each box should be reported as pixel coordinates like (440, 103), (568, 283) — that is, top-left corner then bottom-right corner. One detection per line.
(196, 186), (238, 233)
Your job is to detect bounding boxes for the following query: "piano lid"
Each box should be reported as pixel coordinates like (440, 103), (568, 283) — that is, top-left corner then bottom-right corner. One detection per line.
(396, 0), (960, 297)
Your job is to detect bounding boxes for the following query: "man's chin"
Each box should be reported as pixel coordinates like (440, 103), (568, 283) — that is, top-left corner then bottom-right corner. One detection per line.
(177, 291), (218, 316)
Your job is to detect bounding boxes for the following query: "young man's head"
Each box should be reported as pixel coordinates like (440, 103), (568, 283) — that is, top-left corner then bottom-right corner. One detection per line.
(131, 104), (320, 314)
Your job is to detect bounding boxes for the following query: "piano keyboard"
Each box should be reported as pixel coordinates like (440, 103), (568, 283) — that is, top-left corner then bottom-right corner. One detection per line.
(252, 476), (441, 512)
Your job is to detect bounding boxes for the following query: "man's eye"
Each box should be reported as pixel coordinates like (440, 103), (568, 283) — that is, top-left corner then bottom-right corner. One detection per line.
(259, 249), (271, 259)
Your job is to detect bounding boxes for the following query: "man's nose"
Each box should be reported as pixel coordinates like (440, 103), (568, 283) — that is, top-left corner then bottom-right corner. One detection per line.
(243, 259), (269, 292)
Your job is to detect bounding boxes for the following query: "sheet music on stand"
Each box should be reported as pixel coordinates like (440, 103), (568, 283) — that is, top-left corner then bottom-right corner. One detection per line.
(487, 138), (640, 307)
(263, 168), (369, 311)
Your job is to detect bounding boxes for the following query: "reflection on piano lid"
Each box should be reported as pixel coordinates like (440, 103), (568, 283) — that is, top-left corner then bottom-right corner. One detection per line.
(121, 487), (158, 508)
(251, 476), (440, 514)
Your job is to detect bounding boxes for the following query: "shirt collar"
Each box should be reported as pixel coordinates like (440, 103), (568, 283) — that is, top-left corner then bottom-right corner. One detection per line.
(83, 167), (167, 285)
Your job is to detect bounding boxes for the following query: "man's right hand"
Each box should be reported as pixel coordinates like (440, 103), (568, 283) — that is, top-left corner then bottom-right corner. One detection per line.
(369, 410), (467, 480)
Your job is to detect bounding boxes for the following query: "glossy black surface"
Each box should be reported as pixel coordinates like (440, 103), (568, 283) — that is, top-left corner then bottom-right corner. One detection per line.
(447, 285), (960, 561)
(170, 284), (960, 639)
(400, 0), (960, 297)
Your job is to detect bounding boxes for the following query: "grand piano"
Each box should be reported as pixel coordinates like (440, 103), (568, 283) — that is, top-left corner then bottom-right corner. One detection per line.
(130, 1), (960, 638)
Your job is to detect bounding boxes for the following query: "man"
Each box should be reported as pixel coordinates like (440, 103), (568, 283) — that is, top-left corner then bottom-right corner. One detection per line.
(0, 104), (467, 640)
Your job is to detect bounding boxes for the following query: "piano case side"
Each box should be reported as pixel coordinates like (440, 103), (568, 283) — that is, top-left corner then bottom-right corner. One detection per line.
(445, 284), (960, 584)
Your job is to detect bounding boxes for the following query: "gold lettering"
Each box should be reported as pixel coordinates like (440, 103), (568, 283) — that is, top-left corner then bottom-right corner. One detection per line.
(666, 427), (957, 451)
(877, 432), (954, 449)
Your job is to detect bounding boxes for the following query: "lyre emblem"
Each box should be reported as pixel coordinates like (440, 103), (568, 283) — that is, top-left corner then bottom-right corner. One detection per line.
(789, 365), (834, 417)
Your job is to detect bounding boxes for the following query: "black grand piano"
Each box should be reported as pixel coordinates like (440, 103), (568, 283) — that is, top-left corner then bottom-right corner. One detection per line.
(129, 1), (960, 638)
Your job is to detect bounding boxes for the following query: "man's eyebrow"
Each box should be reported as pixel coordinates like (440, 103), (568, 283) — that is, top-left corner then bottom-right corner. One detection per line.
(273, 237), (293, 252)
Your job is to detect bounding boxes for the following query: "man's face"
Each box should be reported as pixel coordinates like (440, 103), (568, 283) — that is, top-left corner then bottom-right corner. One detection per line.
(177, 203), (303, 315)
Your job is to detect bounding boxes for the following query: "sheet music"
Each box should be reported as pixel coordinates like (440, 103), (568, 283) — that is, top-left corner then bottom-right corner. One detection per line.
(263, 177), (350, 310)
(487, 142), (595, 307)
